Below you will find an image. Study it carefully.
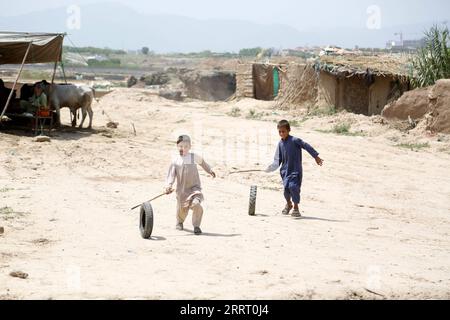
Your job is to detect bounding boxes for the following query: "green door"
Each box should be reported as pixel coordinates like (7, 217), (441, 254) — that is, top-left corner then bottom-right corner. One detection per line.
(273, 67), (280, 98)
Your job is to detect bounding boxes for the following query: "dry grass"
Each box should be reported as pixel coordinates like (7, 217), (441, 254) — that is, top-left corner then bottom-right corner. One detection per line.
(319, 54), (413, 76)
(317, 122), (366, 137)
(227, 107), (242, 117)
(396, 142), (430, 151)
(0, 207), (29, 221)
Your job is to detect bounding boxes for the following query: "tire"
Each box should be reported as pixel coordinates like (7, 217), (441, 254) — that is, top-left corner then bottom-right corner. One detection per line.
(248, 185), (257, 216)
(139, 201), (154, 239)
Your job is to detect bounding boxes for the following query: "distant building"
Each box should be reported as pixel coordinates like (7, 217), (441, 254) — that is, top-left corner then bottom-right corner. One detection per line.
(319, 46), (356, 56)
(386, 38), (426, 51)
(86, 54), (108, 62)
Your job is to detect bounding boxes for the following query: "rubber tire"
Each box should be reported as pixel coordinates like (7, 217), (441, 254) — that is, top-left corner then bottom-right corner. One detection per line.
(139, 201), (154, 239)
(248, 185), (257, 216)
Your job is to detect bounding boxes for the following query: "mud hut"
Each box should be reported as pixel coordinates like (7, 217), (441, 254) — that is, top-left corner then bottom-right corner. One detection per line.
(236, 62), (284, 101)
(313, 55), (412, 115)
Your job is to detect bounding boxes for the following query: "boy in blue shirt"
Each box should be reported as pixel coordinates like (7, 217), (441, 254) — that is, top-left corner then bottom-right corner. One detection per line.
(266, 120), (324, 217)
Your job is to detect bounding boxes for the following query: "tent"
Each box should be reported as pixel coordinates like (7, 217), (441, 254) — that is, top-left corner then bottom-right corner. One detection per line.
(0, 31), (65, 120)
(0, 32), (64, 64)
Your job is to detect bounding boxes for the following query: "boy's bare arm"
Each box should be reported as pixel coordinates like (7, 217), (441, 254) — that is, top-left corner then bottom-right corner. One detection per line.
(201, 160), (216, 178)
(164, 162), (176, 194)
(197, 155), (216, 178)
(315, 156), (324, 166)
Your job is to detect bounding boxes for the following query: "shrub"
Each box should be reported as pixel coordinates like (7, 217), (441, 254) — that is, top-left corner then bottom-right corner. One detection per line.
(411, 25), (450, 87)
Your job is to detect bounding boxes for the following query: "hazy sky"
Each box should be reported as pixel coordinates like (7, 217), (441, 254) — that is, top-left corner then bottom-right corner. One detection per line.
(1, 0), (449, 30)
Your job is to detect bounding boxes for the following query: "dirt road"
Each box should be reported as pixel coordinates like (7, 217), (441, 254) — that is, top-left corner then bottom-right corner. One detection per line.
(1, 89), (449, 299)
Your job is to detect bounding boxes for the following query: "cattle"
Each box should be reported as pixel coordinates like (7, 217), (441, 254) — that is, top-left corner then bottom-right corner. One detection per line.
(20, 83), (35, 101)
(41, 82), (95, 129)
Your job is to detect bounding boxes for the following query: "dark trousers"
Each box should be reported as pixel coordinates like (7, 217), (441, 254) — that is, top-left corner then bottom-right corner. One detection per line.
(283, 175), (302, 204)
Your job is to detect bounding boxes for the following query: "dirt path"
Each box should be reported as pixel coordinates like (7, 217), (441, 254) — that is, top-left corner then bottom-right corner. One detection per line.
(1, 88), (449, 299)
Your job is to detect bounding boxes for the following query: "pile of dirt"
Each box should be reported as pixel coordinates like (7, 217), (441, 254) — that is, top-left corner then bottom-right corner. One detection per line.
(139, 72), (171, 86)
(125, 68), (236, 102)
(179, 70), (236, 101)
(428, 79), (450, 134)
(382, 86), (431, 120)
(159, 89), (183, 101)
(382, 79), (450, 133)
(126, 76), (138, 88)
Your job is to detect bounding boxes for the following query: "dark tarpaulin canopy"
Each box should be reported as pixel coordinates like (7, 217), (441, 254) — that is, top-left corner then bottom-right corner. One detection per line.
(0, 31), (65, 121)
(0, 32), (65, 65)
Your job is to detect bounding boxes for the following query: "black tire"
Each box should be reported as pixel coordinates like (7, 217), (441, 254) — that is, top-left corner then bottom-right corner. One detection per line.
(248, 185), (257, 216)
(139, 202), (154, 239)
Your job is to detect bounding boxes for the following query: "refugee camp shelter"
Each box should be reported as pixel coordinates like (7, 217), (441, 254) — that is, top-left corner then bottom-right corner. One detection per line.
(236, 62), (284, 101)
(314, 55), (412, 116)
(0, 31), (65, 120)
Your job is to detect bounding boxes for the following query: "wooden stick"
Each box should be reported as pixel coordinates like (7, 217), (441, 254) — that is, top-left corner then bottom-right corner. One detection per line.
(131, 193), (167, 210)
(0, 41), (32, 121)
(228, 169), (265, 175)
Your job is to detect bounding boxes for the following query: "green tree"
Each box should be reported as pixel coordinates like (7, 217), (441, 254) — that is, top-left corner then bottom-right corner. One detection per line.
(142, 46), (150, 55)
(239, 47), (263, 57)
(412, 25), (450, 87)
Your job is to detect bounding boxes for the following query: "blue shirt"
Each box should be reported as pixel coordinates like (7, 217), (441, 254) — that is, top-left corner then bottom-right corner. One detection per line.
(266, 135), (319, 187)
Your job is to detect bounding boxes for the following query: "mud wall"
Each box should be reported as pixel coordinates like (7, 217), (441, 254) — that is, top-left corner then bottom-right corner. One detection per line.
(236, 64), (254, 99)
(368, 76), (392, 115)
(180, 71), (236, 101)
(317, 72), (338, 108)
(338, 76), (370, 115)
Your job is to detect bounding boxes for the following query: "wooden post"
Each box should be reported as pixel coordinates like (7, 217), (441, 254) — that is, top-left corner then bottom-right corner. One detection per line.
(51, 53), (59, 85)
(0, 41), (32, 121)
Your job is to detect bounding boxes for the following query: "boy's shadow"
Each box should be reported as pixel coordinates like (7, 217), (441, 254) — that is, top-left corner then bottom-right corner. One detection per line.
(146, 236), (167, 241)
(183, 229), (241, 237)
(293, 215), (348, 223)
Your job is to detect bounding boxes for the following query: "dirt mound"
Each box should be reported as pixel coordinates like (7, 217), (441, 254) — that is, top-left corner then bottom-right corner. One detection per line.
(180, 70), (236, 101)
(382, 79), (450, 133)
(124, 68), (236, 102)
(428, 79), (450, 134)
(140, 72), (170, 86)
(126, 76), (138, 88)
(381, 86), (430, 120)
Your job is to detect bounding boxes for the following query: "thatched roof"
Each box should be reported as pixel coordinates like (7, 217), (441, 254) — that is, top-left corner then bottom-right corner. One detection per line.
(315, 54), (413, 79)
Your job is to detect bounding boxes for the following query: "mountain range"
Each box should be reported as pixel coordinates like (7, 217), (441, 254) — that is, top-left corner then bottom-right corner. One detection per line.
(0, 2), (446, 52)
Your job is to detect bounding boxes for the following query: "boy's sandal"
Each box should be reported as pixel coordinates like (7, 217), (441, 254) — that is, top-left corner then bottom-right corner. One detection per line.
(291, 209), (302, 218)
(282, 205), (293, 215)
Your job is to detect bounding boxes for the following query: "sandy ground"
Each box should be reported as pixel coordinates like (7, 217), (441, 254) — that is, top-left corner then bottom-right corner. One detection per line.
(1, 88), (450, 300)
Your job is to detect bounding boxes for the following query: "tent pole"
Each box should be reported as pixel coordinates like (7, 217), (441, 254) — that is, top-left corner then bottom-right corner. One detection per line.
(51, 38), (63, 84)
(0, 41), (32, 122)
(61, 62), (68, 84)
(51, 59), (58, 84)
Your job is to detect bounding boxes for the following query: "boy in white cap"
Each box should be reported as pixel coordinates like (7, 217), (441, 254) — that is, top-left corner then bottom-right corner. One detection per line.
(165, 135), (216, 235)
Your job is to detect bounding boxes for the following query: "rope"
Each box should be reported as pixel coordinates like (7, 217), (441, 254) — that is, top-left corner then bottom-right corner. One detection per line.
(66, 35), (102, 80)
(65, 35), (102, 104)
